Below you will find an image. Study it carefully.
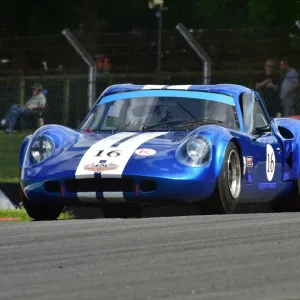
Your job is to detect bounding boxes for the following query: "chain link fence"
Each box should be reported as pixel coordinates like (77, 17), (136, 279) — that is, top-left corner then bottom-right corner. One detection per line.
(0, 68), (203, 132)
(1, 66), (300, 132)
(0, 69), (87, 130)
(1, 27), (300, 182)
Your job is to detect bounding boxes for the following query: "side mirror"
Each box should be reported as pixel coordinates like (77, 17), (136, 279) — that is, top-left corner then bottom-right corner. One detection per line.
(255, 124), (271, 135)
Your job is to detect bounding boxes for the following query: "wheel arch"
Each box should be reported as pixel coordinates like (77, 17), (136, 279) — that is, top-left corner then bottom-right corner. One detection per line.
(230, 137), (243, 166)
(196, 126), (242, 179)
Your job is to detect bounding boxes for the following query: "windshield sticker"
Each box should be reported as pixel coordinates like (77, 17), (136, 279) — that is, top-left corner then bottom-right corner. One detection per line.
(98, 90), (235, 106)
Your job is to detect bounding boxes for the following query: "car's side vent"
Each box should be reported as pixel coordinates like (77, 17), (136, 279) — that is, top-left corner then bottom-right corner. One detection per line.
(45, 181), (61, 193)
(140, 180), (156, 192)
(278, 126), (294, 139)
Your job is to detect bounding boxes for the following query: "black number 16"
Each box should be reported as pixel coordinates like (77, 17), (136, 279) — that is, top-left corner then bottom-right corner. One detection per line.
(95, 150), (122, 157)
(267, 153), (275, 173)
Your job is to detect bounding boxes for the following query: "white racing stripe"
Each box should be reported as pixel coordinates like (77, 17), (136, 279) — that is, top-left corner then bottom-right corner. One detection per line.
(75, 132), (137, 179)
(77, 192), (97, 202)
(103, 192), (125, 202)
(100, 131), (168, 178)
(75, 131), (167, 204)
(77, 192), (125, 203)
(167, 85), (191, 90)
(142, 85), (166, 90)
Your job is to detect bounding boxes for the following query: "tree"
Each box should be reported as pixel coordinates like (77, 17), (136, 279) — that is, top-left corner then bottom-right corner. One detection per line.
(1, 0), (300, 36)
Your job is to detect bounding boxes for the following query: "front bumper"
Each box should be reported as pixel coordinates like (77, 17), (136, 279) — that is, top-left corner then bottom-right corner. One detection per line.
(21, 174), (217, 206)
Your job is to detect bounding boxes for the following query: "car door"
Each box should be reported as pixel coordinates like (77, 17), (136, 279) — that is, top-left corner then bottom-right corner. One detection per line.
(241, 91), (283, 201)
(251, 93), (284, 199)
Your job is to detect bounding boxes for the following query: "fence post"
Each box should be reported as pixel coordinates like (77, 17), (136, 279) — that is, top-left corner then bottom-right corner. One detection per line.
(176, 23), (212, 84)
(62, 28), (96, 111)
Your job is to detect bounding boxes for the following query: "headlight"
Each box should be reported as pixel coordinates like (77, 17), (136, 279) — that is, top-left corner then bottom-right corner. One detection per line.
(30, 135), (55, 164)
(175, 135), (211, 167)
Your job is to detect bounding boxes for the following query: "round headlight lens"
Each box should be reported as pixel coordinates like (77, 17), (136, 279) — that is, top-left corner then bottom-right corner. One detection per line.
(175, 135), (211, 167)
(187, 138), (208, 159)
(30, 136), (54, 163)
(185, 137), (210, 165)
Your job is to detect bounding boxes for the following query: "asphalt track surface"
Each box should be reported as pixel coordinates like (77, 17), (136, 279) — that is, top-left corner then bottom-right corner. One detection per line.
(1, 211), (300, 300)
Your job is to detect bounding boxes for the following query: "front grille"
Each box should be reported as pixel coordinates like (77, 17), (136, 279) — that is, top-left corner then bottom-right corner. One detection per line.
(65, 178), (134, 193)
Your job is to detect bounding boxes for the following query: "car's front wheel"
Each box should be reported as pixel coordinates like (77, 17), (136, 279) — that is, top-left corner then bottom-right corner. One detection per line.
(20, 188), (64, 221)
(199, 141), (242, 214)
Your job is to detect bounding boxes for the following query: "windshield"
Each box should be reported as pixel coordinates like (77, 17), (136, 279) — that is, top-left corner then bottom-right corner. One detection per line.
(80, 91), (239, 132)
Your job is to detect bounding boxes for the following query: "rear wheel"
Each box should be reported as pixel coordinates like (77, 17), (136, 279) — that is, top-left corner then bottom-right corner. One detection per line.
(199, 142), (242, 214)
(20, 188), (64, 220)
(102, 203), (142, 218)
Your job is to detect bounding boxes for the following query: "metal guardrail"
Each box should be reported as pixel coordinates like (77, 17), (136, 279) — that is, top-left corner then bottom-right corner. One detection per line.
(62, 29), (96, 111)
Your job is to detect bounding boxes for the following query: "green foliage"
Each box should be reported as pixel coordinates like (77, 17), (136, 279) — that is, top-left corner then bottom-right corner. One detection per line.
(2, 0), (300, 35)
(0, 131), (31, 183)
(247, 0), (300, 26)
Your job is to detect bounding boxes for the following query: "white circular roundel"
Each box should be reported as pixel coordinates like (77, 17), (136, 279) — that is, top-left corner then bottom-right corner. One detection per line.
(135, 148), (156, 156)
(266, 144), (275, 181)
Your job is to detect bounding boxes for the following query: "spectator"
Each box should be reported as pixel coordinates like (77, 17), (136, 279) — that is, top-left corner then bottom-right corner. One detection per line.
(1, 83), (46, 134)
(279, 58), (300, 116)
(255, 59), (282, 117)
(95, 54), (104, 71)
(103, 57), (111, 72)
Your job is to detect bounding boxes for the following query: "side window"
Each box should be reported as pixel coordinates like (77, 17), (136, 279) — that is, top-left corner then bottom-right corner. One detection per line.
(240, 92), (269, 134)
(241, 92), (254, 134)
(253, 96), (269, 128)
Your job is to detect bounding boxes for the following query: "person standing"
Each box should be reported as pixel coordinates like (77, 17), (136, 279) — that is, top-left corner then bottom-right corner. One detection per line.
(279, 58), (300, 116)
(1, 83), (46, 133)
(255, 59), (282, 117)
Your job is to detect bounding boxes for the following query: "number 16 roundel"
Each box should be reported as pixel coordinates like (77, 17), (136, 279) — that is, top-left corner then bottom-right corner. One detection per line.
(266, 144), (275, 181)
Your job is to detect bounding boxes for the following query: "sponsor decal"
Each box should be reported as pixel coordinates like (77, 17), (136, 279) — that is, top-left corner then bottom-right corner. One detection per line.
(266, 144), (275, 181)
(246, 156), (253, 168)
(135, 148), (156, 156)
(84, 161), (118, 172)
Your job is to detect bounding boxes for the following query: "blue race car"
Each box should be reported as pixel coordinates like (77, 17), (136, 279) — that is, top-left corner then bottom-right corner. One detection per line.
(19, 83), (300, 220)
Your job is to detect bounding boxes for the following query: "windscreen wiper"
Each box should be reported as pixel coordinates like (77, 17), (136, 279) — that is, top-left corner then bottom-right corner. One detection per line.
(142, 117), (191, 131)
(173, 118), (224, 129)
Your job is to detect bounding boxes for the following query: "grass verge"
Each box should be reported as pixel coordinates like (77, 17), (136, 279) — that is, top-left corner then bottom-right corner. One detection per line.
(0, 130), (32, 183)
(0, 209), (75, 221)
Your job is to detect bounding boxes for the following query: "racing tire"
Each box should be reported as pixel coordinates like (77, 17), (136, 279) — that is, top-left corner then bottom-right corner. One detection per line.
(199, 142), (242, 214)
(20, 188), (64, 221)
(102, 203), (142, 218)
